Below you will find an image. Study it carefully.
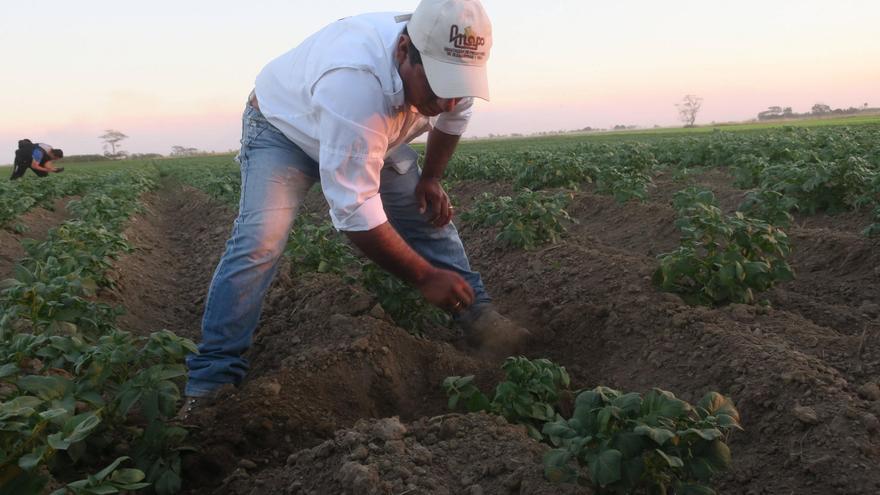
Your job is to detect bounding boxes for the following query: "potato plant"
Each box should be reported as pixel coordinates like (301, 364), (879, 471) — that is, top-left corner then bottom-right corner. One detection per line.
(654, 188), (794, 306)
(513, 151), (592, 190)
(443, 357), (572, 440)
(462, 190), (575, 250)
(285, 214), (358, 275)
(736, 189), (797, 227)
(443, 358), (740, 494)
(542, 387), (741, 494)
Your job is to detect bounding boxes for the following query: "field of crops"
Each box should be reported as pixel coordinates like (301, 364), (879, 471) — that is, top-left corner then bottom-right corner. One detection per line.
(1, 121), (879, 495)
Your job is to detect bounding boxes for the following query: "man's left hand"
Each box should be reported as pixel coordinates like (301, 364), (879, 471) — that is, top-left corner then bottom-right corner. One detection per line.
(415, 177), (453, 228)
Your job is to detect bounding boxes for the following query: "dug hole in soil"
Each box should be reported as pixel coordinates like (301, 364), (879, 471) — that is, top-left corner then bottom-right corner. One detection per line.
(101, 173), (880, 495)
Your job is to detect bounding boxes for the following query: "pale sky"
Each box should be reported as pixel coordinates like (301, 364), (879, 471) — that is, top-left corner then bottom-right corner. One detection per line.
(1, 0), (878, 157)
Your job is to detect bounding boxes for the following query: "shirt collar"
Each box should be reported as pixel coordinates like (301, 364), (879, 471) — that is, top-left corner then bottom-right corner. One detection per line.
(388, 24), (406, 112)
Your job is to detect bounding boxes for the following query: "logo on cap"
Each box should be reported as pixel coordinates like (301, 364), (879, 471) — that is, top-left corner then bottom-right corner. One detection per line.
(447, 25), (486, 60)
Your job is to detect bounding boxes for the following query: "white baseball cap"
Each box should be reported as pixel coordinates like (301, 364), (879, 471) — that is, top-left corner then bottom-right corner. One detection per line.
(396, 0), (493, 101)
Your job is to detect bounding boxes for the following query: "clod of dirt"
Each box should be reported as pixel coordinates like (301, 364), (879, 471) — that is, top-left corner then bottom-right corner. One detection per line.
(858, 383), (880, 402)
(793, 405), (820, 425)
(218, 412), (585, 495)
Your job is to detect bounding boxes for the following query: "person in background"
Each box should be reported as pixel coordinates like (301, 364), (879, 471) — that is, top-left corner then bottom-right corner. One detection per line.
(10, 140), (64, 180)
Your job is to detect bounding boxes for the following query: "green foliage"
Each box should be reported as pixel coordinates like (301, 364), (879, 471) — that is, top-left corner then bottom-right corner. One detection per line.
(591, 143), (658, 202)
(654, 188), (794, 306)
(542, 387), (741, 494)
(0, 174), (94, 228)
(153, 157), (241, 206)
(759, 156), (877, 214)
(443, 359), (740, 494)
(0, 167), (195, 494)
(285, 215), (357, 275)
(737, 189), (797, 227)
(360, 264), (450, 335)
(446, 153), (516, 182)
(462, 190), (575, 249)
(512, 151), (592, 190)
(50, 457), (150, 495)
(443, 357), (571, 440)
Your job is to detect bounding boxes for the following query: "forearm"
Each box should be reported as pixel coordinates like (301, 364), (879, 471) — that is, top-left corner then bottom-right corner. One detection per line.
(31, 160), (53, 172)
(345, 222), (435, 286)
(421, 128), (460, 179)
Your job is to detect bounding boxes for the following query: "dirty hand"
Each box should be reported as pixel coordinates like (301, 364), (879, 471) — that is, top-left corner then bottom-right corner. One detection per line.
(416, 267), (475, 313)
(415, 177), (453, 228)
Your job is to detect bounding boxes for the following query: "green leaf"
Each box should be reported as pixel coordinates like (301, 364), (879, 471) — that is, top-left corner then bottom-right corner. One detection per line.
(589, 448), (622, 487)
(110, 468), (145, 484)
(641, 389), (689, 422)
(543, 449), (577, 483)
(93, 456), (130, 482)
(0, 363), (19, 379)
(678, 427), (724, 441)
(634, 425), (676, 445)
(689, 440), (732, 481)
(47, 432), (71, 450)
(655, 448), (685, 468)
(153, 468), (182, 495)
(66, 413), (101, 444)
(18, 446), (47, 470)
(612, 393), (642, 416)
(611, 431), (645, 458)
(39, 408), (69, 421)
(16, 375), (71, 400)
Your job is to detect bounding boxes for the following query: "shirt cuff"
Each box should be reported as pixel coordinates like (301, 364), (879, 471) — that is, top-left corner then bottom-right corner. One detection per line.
(434, 115), (469, 136)
(329, 193), (388, 232)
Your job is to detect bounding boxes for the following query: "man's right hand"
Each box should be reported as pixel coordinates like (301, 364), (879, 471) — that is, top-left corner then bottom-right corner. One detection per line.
(345, 222), (475, 313)
(415, 267), (475, 312)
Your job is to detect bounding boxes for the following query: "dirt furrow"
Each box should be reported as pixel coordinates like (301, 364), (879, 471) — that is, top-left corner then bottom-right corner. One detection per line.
(106, 182), (235, 340)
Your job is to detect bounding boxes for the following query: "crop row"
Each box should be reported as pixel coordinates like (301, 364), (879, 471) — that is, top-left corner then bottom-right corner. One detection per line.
(0, 167), (196, 495)
(0, 174), (95, 229)
(449, 126), (880, 234)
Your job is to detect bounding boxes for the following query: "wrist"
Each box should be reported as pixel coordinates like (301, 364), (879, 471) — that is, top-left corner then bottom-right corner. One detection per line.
(412, 264), (439, 288)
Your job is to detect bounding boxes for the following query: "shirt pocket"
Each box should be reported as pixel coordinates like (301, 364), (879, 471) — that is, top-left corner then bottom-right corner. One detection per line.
(384, 145), (420, 175)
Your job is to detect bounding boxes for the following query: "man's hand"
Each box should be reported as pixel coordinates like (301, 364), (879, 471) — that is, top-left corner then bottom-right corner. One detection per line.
(415, 267), (475, 312)
(415, 177), (453, 228)
(345, 222), (473, 313)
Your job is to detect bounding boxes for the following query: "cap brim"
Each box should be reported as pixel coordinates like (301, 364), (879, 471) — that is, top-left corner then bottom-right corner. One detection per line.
(421, 55), (490, 101)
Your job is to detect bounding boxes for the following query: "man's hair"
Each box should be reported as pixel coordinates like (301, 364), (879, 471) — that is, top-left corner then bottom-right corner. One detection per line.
(52, 149), (64, 159)
(401, 26), (422, 66)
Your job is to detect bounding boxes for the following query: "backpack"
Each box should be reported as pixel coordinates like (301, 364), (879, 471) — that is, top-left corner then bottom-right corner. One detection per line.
(10, 139), (37, 180)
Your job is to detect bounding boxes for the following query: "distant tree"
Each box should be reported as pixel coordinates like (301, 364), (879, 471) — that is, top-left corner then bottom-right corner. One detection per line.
(99, 129), (128, 157)
(782, 107), (793, 116)
(811, 103), (831, 115)
(676, 94), (703, 127)
(170, 145), (203, 157)
(758, 106), (783, 120)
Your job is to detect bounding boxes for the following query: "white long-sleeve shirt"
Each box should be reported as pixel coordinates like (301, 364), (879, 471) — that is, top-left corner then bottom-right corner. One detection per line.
(254, 12), (474, 231)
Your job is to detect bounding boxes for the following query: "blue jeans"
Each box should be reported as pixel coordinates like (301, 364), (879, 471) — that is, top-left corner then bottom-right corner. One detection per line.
(185, 103), (490, 397)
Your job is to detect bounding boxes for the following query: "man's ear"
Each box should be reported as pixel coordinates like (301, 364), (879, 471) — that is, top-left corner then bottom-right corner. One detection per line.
(395, 34), (410, 65)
